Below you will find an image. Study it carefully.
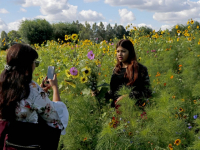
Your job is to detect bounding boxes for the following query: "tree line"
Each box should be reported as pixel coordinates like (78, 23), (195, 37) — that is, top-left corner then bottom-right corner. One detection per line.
(0, 19), (131, 50)
(0, 19), (200, 50)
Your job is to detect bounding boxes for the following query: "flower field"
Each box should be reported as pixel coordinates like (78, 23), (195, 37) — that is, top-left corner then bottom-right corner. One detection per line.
(1, 20), (200, 149)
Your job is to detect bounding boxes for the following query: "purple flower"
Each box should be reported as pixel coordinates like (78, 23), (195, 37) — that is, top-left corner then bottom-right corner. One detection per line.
(151, 49), (156, 52)
(98, 64), (101, 67)
(194, 115), (198, 119)
(147, 51), (149, 53)
(111, 43), (114, 45)
(188, 126), (192, 129)
(87, 51), (95, 60)
(70, 67), (78, 76)
(127, 121), (130, 124)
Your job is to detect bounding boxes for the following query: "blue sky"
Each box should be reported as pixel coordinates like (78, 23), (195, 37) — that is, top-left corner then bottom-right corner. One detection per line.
(0, 0), (200, 33)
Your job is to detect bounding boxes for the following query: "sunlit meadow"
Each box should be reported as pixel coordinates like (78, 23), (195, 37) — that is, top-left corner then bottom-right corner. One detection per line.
(1, 20), (200, 149)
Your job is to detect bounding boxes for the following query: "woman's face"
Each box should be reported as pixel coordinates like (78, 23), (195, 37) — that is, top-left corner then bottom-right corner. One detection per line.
(116, 46), (129, 63)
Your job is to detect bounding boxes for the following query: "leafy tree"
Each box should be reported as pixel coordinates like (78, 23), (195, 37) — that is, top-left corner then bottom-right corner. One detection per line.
(114, 25), (126, 39)
(0, 31), (9, 50)
(7, 30), (21, 44)
(105, 24), (114, 42)
(97, 22), (106, 41)
(139, 26), (153, 35)
(79, 21), (93, 41)
(92, 22), (99, 43)
(18, 19), (53, 45)
(52, 22), (79, 42)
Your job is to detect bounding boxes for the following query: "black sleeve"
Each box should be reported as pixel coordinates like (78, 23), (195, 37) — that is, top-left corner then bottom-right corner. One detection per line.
(129, 66), (152, 99)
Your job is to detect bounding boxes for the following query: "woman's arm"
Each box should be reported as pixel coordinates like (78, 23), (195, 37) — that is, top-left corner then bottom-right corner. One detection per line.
(129, 66), (152, 99)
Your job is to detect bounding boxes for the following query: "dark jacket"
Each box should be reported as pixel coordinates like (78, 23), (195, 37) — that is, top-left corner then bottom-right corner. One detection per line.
(105, 63), (152, 107)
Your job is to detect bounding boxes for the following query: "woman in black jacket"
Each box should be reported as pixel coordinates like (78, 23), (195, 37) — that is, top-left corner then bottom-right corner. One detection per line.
(105, 39), (152, 111)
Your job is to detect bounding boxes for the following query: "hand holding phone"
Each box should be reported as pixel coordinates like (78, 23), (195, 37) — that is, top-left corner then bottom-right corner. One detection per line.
(47, 66), (58, 89)
(47, 66), (55, 80)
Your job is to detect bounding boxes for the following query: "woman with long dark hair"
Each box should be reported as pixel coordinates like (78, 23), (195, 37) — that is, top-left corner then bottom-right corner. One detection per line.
(105, 39), (152, 111)
(0, 44), (68, 149)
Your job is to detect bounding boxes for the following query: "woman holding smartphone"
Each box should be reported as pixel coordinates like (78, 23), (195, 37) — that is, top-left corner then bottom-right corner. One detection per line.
(0, 44), (68, 149)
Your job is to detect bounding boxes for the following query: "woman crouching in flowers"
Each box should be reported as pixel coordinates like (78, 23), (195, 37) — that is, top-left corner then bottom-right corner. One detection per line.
(104, 39), (152, 114)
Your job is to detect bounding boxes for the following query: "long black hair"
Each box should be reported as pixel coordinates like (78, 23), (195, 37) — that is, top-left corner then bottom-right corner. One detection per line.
(0, 44), (38, 121)
(115, 39), (138, 86)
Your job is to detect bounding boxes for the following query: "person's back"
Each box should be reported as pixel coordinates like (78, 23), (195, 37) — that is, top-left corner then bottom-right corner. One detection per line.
(0, 44), (69, 150)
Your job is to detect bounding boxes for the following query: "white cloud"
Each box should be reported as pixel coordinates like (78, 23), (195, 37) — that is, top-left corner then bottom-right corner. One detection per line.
(119, 9), (135, 24)
(16, 0), (105, 23)
(79, 10), (105, 21)
(153, 7), (200, 24)
(105, 0), (200, 24)
(84, 0), (99, 2)
(0, 18), (7, 31)
(35, 4), (78, 22)
(0, 18), (27, 33)
(20, 8), (27, 12)
(160, 25), (173, 31)
(138, 23), (153, 29)
(0, 8), (9, 14)
(105, 0), (199, 13)
(18, 0), (69, 15)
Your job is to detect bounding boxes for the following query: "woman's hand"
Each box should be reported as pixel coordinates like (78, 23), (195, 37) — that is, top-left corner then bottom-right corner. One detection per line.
(47, 74), (58, 90)
(40, 76), (51, 93)
(91, 90), (99, 97)
(115, 94), (128, 104)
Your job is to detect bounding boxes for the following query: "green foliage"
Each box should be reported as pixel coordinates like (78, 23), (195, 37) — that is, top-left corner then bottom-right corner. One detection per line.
(0, 31), (9, 50)
(52, 22), (79, 42)
(18, 19), (53, 45)
(1, 19), (200, 149)
(7, 30), (21, 44)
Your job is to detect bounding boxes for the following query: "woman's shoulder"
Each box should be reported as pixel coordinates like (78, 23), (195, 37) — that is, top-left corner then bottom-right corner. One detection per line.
(138, 63), (148, 71)
(29, 80), (43, 93)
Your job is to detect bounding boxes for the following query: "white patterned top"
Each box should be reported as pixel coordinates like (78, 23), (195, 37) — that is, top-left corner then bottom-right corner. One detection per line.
(15, 81), (69, 135)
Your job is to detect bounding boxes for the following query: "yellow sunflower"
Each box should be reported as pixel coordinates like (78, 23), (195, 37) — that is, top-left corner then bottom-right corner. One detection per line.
(188, 38), (192, 41)
(83, 137), (87, 141)
(72, 71), (79, 78)
(191, 20), (194, 24)
(179, 108), (184, 112)
(175, 25), (178, 29)
(65, 35), (70, 41)
(65, 70), (71, 78)
(168, 144), (173, 149)
(82, 67), (91, 76)
(174, 139), (181, 146)
(177, 30), (181, 34)
(71, 34), (78, 41)
(80, 76), (88, 83)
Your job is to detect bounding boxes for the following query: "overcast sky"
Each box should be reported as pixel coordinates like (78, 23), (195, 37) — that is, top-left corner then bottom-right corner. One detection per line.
(0, 0), (200, 33)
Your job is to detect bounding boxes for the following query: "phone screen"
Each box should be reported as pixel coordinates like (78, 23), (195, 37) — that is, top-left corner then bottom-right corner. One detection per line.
(47, 66), (55, 80)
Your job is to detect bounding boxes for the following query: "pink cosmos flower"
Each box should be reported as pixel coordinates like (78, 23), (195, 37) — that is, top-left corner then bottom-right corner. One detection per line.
(151, 50), (156, 52)
(87, 50), (95, 60)
(70, 67), (78, 76)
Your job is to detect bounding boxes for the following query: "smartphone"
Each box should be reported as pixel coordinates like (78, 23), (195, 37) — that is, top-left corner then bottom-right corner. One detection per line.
(47, 66), (55, 80)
